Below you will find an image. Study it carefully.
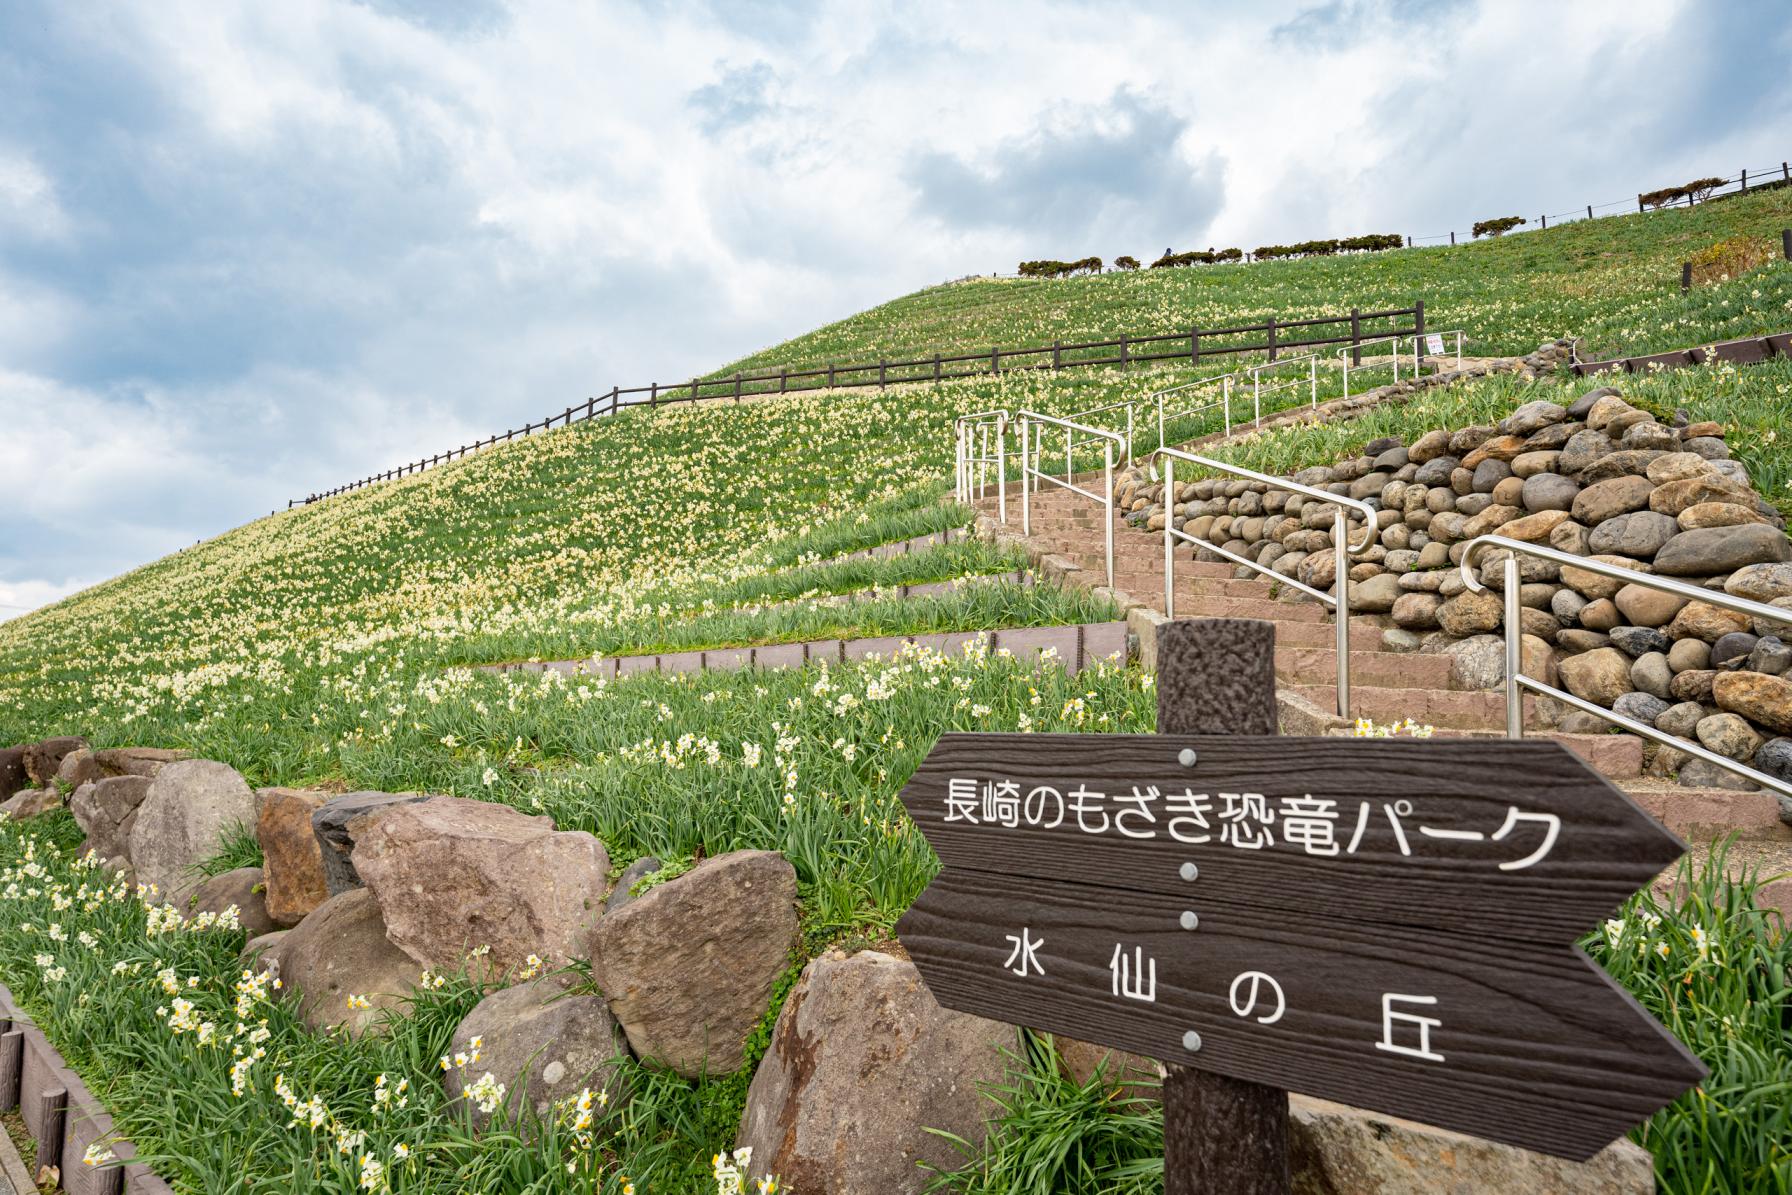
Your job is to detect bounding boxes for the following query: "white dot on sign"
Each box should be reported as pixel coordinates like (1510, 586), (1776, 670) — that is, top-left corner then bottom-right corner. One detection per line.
(1180, 911), (1199, 930)
(1183, 1030), (1203, 1052)
(1178, 748), (1198, 768)
(1179, 862), (1199, 881)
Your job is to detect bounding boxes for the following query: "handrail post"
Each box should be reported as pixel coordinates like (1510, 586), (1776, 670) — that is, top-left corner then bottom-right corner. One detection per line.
(1504, 553), (1523, 739)
(1164, 457), (1176, 619)
(1333, 507), (1350, 718)
(1222, 377), (1232, 435)
(1253, 372), (1261, 427)
(1021, 419), (1031, 537)
(997, 415), (1007, 524)
(1309, 355), (1317, 408)
(1104, 443), (1115, 588)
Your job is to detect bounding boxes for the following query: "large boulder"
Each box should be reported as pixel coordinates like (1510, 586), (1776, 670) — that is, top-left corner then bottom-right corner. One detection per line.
(1436, 590), (1504, 637)
(274, 888), (420, 1035)
(353, 796), (610, 978)
(70, 775), (152, 863)
(1, 788), (62, 820)
(256, 788), (331, 927)
(1571, 475), (1654, 526)
(1713, 671), (1792, 736)
(1654, 525), (1791, 577)
(738, 950), (1017, 1194)
(590, 850), (797, 1077)
(442, 976), (632, 1132)
(22, 736), (85, 785)
(92, 747), (188, 778)
(1289, 1095), (1653, 1194)
(54, 748), (101, 790)
(127, 760), (256, 900)
(1558, 648), (1633, 708)
(1587, 511), (1678, 558)
(185, 865), (278, 937)
(0, 747), (24, 799)
(312, 791), (430, 895)
(1726, 563), (1792, 604)
(1647, 475), (1757, 516)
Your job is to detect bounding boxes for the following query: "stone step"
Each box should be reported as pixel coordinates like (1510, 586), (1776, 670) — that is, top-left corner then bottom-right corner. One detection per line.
(1619, 781), (1792, 843)
(1276, 647), (1457, 690)
(1113, 574), (1305, 602)
(1295, 684), (1548, 730)
(1416, 728), (1646, 781)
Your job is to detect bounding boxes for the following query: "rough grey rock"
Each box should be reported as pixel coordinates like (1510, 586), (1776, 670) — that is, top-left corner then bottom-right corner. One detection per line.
(69, 774), (152, 863)
(1749, 636), (1792, 677)
(1754, 738), (1792, 784)
(1668, 638), (1712, 673)
(1696, 713), (1764, 761)
(354, 796), (611, 978)
(312, 791), (431, 895)
(1, 788), (61, 820)
(128, 760), (257, 901)
(1677, 757), (1763, 791)
(1654, 525), (1792, 577)
(1288, 1095), (1654, 1194)
(1588, 511), (1679, 558)
(1609, 625), (1672, 658)
(185, 865), (278, 937)
(1613, 692), (1671, 725)
(737, 950), (1017, 1195)
(590, 850), (798, 1076)
(21, 736), (85, 786)
(1520, 473), (1579, 513)
(443, 976), (632, 1132)
(276, 887), (420, 1035)
(1630, 652), (1673, 700)
(1710, 631), (1760, 669)
(1656, 702), (1707, 739)
(1558, 648), (1633, 707)
(605, 856), (665, 914)
(1726, 563), (1792, 603)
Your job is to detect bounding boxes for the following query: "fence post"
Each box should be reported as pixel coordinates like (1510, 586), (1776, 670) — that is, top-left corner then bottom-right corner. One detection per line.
(780, 368), (788, 394)
(990, 347), (999, 375)
(1638, 194), (1645, 213)
(692, 378), (700, 403)
(1782, 229), (1791, 261)
(879, 360), (887, 389)
(735, 374), (743, 403)
(1052, 341), (1061, 370)
(34, 1086), (67, 1177)
(1120, 334), (1129, 368)
(1406, 235), (1412, 248)
(1541, 213), (1547, 229)
(1413, 300), (1425, 341)
(828, 362), (836, 389)
(1741, 168), (1748, 193)
(1587, 204), (1593, 220)
(649, 382), (658, 409)
(1350, 308), (1361, 366)
(1266, 317), (1277, 362)
(610, 385), (620, 415)
(1190, 327), (1200, 364)
(935, 354), (942, 382)
(1682, 262), (1693, 292)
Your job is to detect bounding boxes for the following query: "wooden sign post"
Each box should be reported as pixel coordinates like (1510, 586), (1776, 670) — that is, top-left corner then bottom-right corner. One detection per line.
(896, 619), (1704, 1189)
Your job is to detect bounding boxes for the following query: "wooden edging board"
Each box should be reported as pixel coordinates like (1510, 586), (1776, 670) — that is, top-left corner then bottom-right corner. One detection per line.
(0, 983), (174, 1195)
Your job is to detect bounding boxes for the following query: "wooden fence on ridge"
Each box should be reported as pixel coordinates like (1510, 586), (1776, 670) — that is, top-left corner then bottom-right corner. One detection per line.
(290, 302), (1424, 507)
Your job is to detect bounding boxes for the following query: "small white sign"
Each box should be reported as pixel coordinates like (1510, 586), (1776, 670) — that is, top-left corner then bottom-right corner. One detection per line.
(1426, 333), (1445, 355)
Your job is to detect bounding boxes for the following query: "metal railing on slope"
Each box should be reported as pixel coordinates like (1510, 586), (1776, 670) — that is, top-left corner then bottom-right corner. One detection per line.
(1155, 447), (1379, 718)
(1017, 410), (1125, 588)
(954, 409), (1009, 520)
(1459, 535), (1792, 799)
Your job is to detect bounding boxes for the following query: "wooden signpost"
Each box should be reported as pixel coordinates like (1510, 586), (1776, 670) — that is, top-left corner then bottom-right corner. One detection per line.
(896, 619), (1705, 1190)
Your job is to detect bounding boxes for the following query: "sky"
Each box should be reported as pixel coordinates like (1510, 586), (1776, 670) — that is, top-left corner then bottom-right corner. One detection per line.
(2, 0), (1790, 620)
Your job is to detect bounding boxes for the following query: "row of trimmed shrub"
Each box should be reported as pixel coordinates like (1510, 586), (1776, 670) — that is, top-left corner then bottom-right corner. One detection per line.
(1250, 233), (1403, 259)
(1150, 248), (1243, 268)
(1018, 257), (1103, 277)
(1473, 216), (1526, 238)
(1641, 177), (1730, 209)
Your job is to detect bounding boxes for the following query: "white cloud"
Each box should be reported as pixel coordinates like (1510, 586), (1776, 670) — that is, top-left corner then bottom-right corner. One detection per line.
(1, 0), (1789, 602)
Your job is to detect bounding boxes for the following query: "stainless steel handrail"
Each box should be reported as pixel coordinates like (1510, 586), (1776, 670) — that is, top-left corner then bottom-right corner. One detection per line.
(1459, 534), (1792, 798)
(1413, 328), (1466, 372)
(1019, 409), (1124, 587)
(1062, 398), (1137, 466)
(1242, 354), (1318, 431)
(954, 409), (1009, 519)
(1339, 334), (1405, 398)
(1154, 373), (1233, 451)
(1156, 447), (1380, 717)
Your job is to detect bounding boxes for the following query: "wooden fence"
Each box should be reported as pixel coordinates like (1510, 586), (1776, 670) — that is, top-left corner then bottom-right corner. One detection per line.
(290, 302), (1423, 506)
(1572, 330), (1792, 377)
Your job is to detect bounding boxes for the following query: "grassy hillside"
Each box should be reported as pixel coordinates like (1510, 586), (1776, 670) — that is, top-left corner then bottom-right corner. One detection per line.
(717, 187), (1792, 374)
(4, 189), (1792, 1192)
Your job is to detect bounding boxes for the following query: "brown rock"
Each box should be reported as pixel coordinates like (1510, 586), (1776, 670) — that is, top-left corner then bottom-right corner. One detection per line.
(1056, 1038), (1161, 1102)
(54, 748), (101, 790)
(1679, 502), (1769, 530)
(68, 774), (152, 862)
(1289, 1095), (1655, 1194)
(1579, 598), (1621, 632)
(1, 788), (62, 820)
(1654, 525), (1792, 576)
(1614, 583), (1686, 628)
(22, 736), (85, 785)
(1408, 429), (1452, 463)
(1649, 476), (1757, 516)
(353, 796), (611, 978)
(590, 850), (797, 1076)
(1558, 648), (1633, 707)
(275, 888), (420, 1035)
(1391, 592), (1443, 630)
(1713, 671), (1792, 735)
(92, 746), (190, 778)
(1460, 504), (1521, 539)
(256, 788), (330, 927)
(1579, 449), (1667, 483)
(443, 976), (632, 1132)
(1669, 601), (1755, 643)
(1571, 475), (1654, 526)
(1437, 589), (1505, 636)
(1462, 435), (1527, 469)
(1585, 394), (1637, 430)
(1498, 509), (1572, 543)
(737, 950), (1016, 1195)
(185, 865), (278, 937)
(1670, 670), (1718, 703)
(1646, 453), (1716, 485)
(1559, 555), (1646, 601)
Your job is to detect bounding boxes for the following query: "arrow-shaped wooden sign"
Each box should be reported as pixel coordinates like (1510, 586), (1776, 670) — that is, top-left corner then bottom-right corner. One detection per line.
(895, 619), (1704, 1174)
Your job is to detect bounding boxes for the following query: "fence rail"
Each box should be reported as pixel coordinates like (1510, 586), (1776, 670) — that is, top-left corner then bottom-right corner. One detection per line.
(290, 303), (1423, 507)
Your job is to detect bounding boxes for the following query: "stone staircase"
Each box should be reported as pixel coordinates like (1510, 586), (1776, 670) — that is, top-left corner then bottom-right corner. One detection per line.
(981, 483), (1792, 911)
